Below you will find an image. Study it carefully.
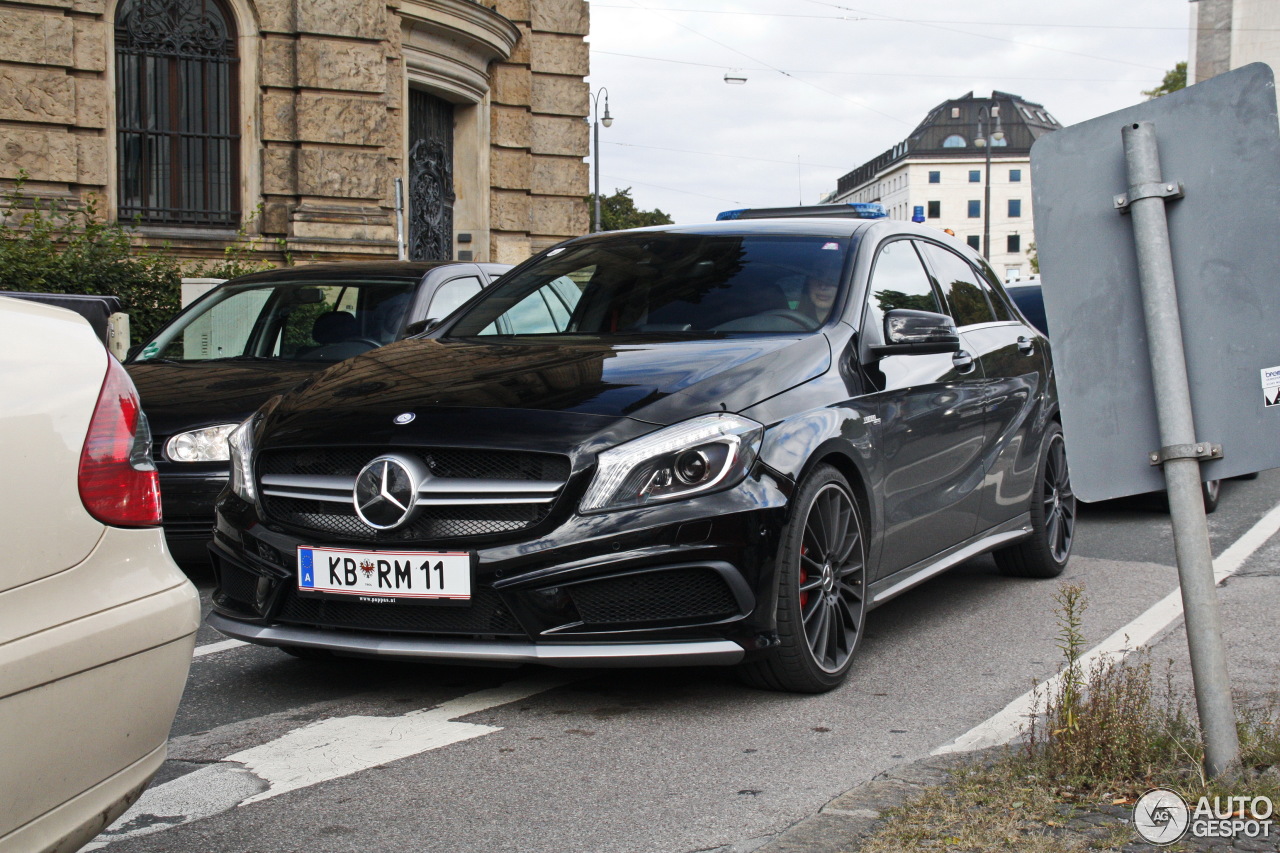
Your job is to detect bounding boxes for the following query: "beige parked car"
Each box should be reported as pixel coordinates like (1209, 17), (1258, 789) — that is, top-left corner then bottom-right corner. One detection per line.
(0, 297), (200, 853)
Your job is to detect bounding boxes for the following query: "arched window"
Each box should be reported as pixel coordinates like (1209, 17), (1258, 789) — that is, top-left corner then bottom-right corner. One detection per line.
(942, 134), (967, 148)
(116, 0), (239, 226)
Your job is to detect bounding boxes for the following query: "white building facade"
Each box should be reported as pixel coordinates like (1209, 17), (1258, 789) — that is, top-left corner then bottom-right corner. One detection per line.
(1188, 0), (1280, 83)
(827, 91), (1062, 283)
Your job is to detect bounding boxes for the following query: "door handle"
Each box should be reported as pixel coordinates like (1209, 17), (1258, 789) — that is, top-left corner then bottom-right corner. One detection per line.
(1017, 335), (1034, 356)
(952, 350), (975, 373)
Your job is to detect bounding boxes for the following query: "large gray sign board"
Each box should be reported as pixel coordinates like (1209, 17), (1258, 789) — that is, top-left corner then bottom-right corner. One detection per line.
(1031, 62), (1280, 502)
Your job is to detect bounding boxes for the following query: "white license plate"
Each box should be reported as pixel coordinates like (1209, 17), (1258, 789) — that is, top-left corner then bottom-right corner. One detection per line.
(297, 546), (471, 604)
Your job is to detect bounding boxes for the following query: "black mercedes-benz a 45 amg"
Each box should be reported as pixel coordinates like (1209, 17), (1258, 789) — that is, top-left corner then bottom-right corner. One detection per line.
(208, 208), (1075, 692)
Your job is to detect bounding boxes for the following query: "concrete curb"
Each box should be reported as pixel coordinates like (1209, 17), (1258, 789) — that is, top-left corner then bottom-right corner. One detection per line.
(716, 749), (1000, 853)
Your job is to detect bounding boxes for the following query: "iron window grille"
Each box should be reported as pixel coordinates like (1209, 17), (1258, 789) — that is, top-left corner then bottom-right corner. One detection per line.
(116, 0), (240, 227)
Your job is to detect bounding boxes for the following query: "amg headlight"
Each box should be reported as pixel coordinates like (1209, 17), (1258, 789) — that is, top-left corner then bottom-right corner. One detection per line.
(165, 423), (238, 462)
(227, 396), (281, 504)
(580, 413), (763, 513)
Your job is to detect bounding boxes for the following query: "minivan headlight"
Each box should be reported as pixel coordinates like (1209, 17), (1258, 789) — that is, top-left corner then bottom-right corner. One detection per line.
(165, 423), (238, 462)
(580, 413), (763, 513)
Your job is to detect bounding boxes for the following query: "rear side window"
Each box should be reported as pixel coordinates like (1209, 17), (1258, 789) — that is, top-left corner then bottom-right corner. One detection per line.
(426, 277), (482, 323)
(918, 242), (995, 327)
(972, 262), (1014, 321)
(864, 239), (941, 338)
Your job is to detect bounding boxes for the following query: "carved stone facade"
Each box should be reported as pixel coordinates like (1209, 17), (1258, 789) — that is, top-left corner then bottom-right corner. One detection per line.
(0, 0), (590, 264)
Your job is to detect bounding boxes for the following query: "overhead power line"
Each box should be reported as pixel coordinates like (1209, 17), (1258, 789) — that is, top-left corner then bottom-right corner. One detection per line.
(622, 0), (914, 124)
(605, 140), (843, 170)
(795, 0), (1169, 71)
(592, 49), (1153, 84)
(600, 174), (745, 205)
(593, 5), (1221, 31)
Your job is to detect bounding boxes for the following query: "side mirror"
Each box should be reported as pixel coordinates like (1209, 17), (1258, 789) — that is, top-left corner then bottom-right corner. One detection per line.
(871, 309), (960, 356)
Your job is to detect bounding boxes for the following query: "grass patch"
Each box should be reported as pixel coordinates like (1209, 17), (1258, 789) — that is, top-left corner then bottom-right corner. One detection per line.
(857, 584), (1280, 852)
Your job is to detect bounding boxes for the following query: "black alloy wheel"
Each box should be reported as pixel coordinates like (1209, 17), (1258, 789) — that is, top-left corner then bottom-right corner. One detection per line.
(994, 422), (1075, 578)
(739, 464), (867, 693)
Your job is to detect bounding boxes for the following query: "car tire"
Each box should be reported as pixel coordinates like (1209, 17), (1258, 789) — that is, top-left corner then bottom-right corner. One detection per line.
(279, 644), (333, 661)
(738, 464), (867, 694)
(994, 422), (1075, 579)
(1201, 479), (1221, 514)
(1154, 478), (1221, 514)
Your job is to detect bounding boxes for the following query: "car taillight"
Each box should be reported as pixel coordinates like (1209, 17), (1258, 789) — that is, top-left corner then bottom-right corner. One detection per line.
(78, 354), (162, 527)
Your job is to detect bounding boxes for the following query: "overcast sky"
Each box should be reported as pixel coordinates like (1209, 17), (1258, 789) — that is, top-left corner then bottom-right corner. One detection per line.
(583, 0), (1190, 224)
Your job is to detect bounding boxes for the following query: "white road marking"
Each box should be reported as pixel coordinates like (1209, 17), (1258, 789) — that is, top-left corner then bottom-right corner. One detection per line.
(192, 638), (248, 657)
(87, 675), (572, 848)
(934, 499), (1280, 755)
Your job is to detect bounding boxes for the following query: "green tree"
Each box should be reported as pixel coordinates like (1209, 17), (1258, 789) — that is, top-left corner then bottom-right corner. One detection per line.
(1142, 61), (1187, 100)
(1028, 241), (1039, 274)
(588, 187), (674, 231)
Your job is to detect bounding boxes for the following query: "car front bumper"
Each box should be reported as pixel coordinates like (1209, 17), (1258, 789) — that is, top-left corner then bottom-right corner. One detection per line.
(207, 468), (793, 665)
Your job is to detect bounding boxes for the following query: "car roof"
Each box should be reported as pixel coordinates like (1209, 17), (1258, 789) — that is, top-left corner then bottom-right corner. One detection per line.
(576, 218), (879, 241)
(224, 260), (475, 285)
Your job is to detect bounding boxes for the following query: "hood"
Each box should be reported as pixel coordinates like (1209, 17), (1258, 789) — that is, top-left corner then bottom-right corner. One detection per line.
(257, 334), (831, 455)
(127, 361), (329, 437)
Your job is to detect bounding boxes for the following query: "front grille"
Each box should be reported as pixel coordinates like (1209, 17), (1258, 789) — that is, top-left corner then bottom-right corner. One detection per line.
(566, 568), (739, 626)
(257, 447), (570, 541)
(261, 448), (569, 481)
(275, 586), (524, 636)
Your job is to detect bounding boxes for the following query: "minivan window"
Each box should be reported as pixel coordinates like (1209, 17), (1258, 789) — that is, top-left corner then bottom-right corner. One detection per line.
(135, 279), (418, 362)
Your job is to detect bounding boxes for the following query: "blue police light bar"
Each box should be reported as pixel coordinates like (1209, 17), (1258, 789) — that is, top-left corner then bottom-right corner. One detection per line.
(716, 203), (888, 221)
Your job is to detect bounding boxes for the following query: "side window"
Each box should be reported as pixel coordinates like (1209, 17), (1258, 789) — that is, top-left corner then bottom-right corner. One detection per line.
(478, 276), (581, 335)
(543, 277), (582, 329)
(426, 277), (482, 322)
(976, 266), (1013, 322)
(919, 243), (996, 327)
(159, 288), (273, 359)
(864, 239), (941, 341)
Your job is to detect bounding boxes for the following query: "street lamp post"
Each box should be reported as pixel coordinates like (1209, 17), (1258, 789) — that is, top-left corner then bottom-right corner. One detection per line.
(974, 100), (1004, 261)
(589, 88), (613, 233)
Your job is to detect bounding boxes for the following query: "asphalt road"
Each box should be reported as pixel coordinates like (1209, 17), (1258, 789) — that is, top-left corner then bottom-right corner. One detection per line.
(93, 470), (1280, 853)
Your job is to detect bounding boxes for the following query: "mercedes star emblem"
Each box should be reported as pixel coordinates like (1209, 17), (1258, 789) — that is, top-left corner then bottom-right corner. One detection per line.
(353, 455), (421, 529)
(394, 412), (415, 425)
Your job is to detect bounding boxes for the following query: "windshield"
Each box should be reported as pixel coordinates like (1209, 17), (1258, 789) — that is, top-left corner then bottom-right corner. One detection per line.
(446, 233), (851, 339)
(134, 278), (418, 363)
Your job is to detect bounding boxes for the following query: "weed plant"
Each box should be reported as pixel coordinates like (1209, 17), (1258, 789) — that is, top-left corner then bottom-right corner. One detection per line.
(860, 582), (1280, 851)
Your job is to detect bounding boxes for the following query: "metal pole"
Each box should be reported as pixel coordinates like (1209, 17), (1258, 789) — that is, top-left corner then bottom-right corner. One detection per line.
(1121, 120), (1240, 779)
(394, 178), (407, 260)
(983, 126), (992, 260)
(593, 117), (601, 233)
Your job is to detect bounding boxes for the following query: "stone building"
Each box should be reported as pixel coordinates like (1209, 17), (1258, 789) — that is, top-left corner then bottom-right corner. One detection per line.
(826, 91), (1061, 283)
(1188, 0), (1280, 84)
(0, 0), (590, 265)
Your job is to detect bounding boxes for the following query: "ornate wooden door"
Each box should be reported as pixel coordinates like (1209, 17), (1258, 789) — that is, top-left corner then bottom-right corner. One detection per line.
(407, 90), (455, 261)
